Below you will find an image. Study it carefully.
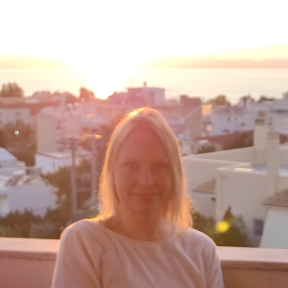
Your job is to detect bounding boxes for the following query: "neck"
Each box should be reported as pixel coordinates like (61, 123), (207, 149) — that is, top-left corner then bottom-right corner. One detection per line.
(111, 211), (173, 241)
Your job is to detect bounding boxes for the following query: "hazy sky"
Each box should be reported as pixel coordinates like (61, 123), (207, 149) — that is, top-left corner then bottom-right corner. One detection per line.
(2, 0), (288, 97)
(2, 0), (288, 66)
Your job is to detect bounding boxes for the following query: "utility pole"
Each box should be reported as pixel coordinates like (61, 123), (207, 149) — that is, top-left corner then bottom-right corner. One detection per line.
(91, 133), (102, 211)
(70, 136), (77, 222)
(61, 135), (78, 223)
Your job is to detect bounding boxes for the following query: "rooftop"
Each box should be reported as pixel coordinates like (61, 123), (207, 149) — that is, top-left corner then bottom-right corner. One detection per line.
(263, 189), (288, 208)
(193, 178), (216, 194)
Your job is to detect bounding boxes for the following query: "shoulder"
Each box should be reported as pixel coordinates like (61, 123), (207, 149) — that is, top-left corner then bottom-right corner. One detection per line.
(180, 227), (216, 248)
(60, 219), (106, 246)
(176, 227), (217, 259)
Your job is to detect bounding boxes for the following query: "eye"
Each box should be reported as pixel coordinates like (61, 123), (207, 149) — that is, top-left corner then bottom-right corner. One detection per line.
(154, 163), (168, 171)
(125, 162), (136, 169)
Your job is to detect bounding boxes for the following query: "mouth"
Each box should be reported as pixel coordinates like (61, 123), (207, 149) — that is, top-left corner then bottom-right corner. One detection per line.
(131, 193), (159, 197)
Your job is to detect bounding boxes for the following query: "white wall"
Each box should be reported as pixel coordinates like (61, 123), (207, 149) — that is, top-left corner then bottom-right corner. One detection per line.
(191, 193), (215, 218)
(36, 153), (88, 173)
(183, 157), (243, 194)
(216, 169), (268, 246)
(260, 207), (288, 249)
(0, 108), (31, 126)
(276, 175), (288, 192)
(279, 146), (288, 164)
(188, 147), (255, 162)
(7, 183), (56, 217)
(0, 158), (17, 169)
(0, 194), (9, 215)
(36, 154), (72, 173)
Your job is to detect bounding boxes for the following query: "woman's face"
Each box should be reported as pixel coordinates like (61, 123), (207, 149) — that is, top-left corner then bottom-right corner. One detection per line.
(113, 129), (173, 217)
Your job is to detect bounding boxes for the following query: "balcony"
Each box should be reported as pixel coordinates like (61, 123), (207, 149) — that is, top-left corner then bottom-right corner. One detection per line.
(0, 237), (288, 288)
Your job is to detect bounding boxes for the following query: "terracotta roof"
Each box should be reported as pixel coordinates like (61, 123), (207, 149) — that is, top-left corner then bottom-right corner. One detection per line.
(263, 189), (288, 208)
(193, 178), (215, 194)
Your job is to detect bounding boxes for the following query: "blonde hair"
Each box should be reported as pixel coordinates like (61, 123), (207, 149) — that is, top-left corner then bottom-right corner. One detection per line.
(96, 107), (192, 228)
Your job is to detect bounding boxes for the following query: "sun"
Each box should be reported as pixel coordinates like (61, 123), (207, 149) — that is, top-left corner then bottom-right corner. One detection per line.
(72, 55), (137, 99)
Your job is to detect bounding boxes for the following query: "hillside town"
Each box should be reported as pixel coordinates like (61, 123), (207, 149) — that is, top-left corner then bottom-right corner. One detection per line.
(0, 82), (287, 249)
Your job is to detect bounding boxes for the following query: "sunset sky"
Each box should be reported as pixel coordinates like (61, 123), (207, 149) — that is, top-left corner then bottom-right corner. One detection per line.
(1, 0), (288, 97)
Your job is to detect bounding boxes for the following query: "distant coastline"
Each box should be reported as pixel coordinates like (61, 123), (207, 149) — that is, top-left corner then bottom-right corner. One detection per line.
(137, 57), (288, 69)
(2, 56), (288, 70)
(0, 56), (76, 70)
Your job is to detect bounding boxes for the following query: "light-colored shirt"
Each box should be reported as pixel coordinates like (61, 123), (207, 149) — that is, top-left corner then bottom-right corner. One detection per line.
(51, 219), (224, 288)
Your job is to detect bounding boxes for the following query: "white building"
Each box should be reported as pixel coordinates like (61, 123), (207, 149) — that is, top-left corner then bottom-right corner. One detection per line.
(204, 92), (288, 136)
(108, 85), (166, 107)
(0, 168), (56, 217)
(184, 111), (288, 248)
(0, 148), (17, 169)
(0, 107), (31, 127)
(36, 151), (90, 173)
(37, 104), (82, 154)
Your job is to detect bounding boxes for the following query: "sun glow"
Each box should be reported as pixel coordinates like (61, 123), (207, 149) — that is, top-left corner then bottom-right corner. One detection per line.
(74, 57), (134, 99)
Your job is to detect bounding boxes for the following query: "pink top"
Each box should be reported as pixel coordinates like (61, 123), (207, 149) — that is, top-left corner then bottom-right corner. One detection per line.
(51, 219), (224, 288)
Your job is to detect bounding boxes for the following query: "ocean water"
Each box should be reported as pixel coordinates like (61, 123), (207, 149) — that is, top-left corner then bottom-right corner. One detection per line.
(1, 68), (288, 104)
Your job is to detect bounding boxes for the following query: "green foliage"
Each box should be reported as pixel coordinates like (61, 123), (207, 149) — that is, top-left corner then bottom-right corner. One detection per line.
(209, 95), (231, 106)
(40, 158), (95, 236)
(0, 82), (24, 97)
(193, 212), (216, 238)
(238, 95), (255, 106)
(3, 121), (36, 166)
(227, 132), (253, 150)
(196, 144), (216, 154)
(79, 87), (95, 101)
(258, 95), (275, 103)
(192, 206), (251, 247)
(0, 129), (7, 148)
(0, 225), (24, 237)
(0, 210), (42, 238)
(213, 207), (251, 246)
(80, 121), (118, 164)
(29, 221), (58, 239)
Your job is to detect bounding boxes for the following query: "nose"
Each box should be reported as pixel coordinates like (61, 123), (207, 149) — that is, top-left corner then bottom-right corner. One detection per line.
(137, 167), (154, 186)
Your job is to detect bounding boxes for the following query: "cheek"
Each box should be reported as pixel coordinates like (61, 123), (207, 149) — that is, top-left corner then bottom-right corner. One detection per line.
(113, 170), (135, 195)
(155, 174), (173, 192)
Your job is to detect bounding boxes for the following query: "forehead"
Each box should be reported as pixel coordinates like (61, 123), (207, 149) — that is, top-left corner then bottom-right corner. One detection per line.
(116, 129), (168, 161)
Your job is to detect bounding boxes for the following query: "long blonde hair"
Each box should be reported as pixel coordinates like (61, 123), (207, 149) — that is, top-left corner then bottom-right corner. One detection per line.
(96, 107), (192, 228)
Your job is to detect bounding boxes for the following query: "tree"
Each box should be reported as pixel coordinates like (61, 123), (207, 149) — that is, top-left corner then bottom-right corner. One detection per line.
(3, 120), (36, 166)
(65, 92), (78, 104)
(192, 207), (251, 247)
(213, 206), (251, 247)
(227, 132), (253, 150)
(0, 129), (6, 148)
(0, 82), (24, 97)
(0, 210), (42, 238)
(197, 144), (216, 154)
(208, 95), (231, 106)
(79, 87), (95, 101)
(238, 95), (255, 106)
(258, 95), (275, 103)
(40, 158), (95, 235)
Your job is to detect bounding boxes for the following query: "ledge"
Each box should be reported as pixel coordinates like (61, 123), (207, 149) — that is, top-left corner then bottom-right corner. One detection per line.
(217, 246), (288, 270)
(1, 238), (288, 288)
(0, 237), (59, 260)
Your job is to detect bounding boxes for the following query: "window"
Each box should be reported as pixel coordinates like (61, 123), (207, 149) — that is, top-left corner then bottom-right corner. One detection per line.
(15, 112), (22, 116)
(253, 218), (264, 236)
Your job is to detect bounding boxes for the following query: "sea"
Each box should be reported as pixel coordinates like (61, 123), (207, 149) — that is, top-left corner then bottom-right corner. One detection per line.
(1, 68), (288, 104)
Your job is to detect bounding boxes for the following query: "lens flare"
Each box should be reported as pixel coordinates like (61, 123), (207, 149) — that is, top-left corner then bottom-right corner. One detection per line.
(216, 221), (229, 233)
(14, 131), (19, 135)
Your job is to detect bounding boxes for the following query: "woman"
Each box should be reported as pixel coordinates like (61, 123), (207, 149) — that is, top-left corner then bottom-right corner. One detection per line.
(51, 107), (224, 288)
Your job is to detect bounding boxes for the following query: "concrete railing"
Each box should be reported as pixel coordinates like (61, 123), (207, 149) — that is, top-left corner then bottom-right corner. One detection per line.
(1, 238), (288, 288)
